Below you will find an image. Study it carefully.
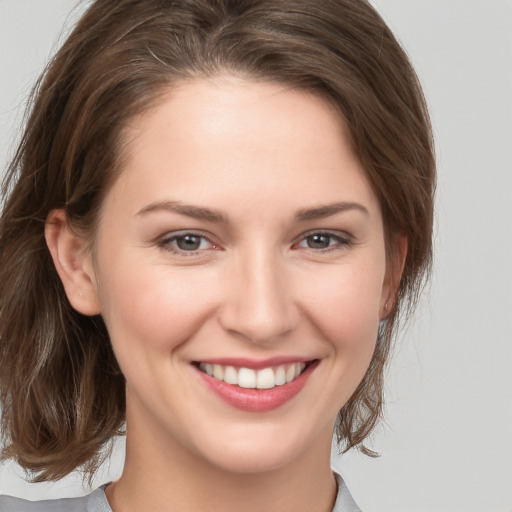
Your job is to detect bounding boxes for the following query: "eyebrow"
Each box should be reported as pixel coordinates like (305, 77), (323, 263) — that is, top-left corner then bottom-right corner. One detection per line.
(136, 200), (228, 223)
(136, 200), (368, 223)
(295, 202), (369, 221)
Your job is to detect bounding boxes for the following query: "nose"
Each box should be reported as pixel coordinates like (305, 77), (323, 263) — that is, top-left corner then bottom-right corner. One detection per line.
(218, 248), (300, 345)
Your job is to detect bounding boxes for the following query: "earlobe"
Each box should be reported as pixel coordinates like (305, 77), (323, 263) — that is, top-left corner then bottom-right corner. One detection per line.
(45, 209), (101, 316)
(380, 234), (408, 319)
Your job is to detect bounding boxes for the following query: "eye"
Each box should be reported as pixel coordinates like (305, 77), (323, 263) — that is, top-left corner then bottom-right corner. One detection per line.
(158, 232), (217, 255)
(296, 231), (351, 251)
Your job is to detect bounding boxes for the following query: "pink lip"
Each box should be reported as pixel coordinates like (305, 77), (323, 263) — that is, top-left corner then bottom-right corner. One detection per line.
(194, 360), (319, 412)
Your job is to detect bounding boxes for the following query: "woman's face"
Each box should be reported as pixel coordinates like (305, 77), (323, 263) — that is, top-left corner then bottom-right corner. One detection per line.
(88, 77), (393, 473)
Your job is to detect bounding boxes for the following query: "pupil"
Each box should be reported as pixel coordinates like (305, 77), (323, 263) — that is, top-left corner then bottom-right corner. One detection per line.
(308, 234), (330, 249)
(177, 235), (201, 251)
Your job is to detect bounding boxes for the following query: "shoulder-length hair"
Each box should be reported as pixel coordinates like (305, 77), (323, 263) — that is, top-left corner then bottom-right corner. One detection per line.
(0, 0), (435, 481)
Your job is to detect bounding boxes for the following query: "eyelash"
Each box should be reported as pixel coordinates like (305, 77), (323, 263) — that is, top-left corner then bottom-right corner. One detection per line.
(294, 231), (352, 252)
(158, 231), (218, 256)
(157, 230), (352, 256)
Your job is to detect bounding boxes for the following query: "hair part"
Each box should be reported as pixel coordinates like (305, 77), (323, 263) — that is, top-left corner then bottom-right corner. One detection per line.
(0, 0), (435, 481)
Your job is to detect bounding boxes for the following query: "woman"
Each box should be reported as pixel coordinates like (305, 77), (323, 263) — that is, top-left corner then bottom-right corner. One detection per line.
(0, 0), (435, 510)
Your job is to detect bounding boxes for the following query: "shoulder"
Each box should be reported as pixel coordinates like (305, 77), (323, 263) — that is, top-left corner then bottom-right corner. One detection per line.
(332, 472), (363, 512)
(0, 494), (89, 512)
(1, 477), (360, 512)
(0, 486), (111, 512)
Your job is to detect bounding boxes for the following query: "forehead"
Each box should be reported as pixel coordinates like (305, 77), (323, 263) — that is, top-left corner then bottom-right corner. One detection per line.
(124, 77), (349, 157)
(107, 77), (379, 221)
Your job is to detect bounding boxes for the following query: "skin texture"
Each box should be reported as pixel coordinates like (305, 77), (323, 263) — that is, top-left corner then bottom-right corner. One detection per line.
(46, 77), (403, 512)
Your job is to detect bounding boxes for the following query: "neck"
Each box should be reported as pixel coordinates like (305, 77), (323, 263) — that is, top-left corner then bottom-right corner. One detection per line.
(106, 398), (337, 512)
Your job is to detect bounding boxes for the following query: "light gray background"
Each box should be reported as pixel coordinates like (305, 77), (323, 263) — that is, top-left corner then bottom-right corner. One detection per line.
(1, 1), (511, 511)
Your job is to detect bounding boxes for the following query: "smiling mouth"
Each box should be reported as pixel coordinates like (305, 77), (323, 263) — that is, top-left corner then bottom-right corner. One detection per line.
(196, 361), (314, 390)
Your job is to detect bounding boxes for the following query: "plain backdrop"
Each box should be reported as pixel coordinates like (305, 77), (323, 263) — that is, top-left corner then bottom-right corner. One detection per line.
(0, 1), (511, 511)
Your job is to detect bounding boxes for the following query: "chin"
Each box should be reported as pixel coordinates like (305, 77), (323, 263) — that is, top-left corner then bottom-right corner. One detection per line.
(190, 421), (328, 475)
(202, 443), (301, 475)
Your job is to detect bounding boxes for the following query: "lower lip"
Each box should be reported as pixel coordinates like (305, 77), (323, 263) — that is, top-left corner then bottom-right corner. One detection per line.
(195, 361), (318, 412)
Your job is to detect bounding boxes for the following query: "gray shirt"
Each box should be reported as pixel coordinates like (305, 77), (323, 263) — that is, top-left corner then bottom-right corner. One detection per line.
(0, 472), (362, 512)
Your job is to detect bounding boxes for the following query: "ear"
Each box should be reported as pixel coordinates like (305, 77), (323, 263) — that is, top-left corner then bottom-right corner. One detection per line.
(380, 234), (408, 319)
(45, 209), (101, 316)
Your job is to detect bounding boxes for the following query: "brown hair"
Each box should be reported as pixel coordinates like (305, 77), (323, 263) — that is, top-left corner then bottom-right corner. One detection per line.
(0, 0), (435, 481)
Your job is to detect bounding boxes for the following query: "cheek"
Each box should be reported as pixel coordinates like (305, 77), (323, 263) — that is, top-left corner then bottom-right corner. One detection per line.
(300, 261), (384, 356)
(97, 263), (218, 364)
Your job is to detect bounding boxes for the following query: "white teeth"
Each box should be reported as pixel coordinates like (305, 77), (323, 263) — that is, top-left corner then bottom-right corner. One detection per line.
(238, 368), (256, 388)
(285, 364), (296, 383)
(256, 368), (275, 389)
(213, 364), (224, 381)
(274, 365), (286, 385)
(199, 362), (308, 389)
(223, 365), (238, 385)
(200, 363), (214, 376)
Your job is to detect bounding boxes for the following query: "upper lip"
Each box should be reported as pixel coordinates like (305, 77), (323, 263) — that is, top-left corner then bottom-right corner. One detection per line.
(193, 356), (316, 370)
